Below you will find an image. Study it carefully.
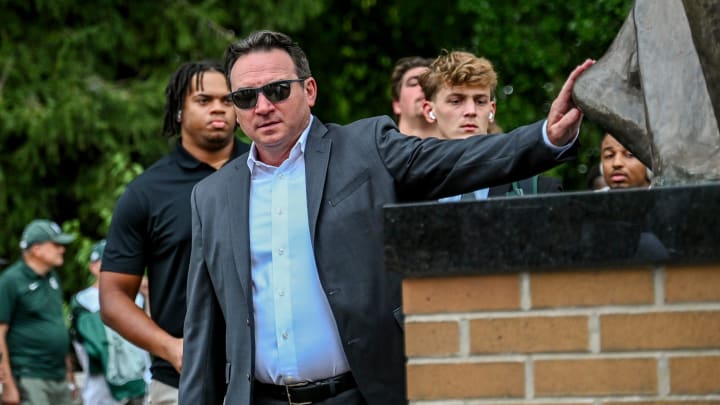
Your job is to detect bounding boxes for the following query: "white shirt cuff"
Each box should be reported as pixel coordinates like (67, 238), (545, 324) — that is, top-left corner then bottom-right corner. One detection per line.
(542, 119), (578, 153)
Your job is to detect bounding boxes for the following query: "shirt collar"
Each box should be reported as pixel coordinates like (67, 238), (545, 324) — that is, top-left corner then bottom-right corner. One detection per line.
(175, 137), (246, 170)
(18, 260), (47, 280)
(246, 115), (314, 172)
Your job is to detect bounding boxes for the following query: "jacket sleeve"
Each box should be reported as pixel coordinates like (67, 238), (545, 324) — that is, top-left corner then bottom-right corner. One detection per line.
(373, 117), (576, 200)
(71, 300), (108, 375)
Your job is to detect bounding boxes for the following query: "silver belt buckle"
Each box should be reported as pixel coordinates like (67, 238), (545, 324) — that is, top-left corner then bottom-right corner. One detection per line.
(285, 381), (311, 405)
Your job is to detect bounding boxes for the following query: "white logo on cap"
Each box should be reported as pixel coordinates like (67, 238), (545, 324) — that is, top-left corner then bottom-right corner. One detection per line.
(50, 222), (62, 234)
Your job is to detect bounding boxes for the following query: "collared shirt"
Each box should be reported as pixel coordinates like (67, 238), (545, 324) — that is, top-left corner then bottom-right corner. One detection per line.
(541, 119), (577, 155)
(103, 138), (249, 387)
(439, 188), (490, 203)
(0, 260), (69, 379)
(247, 116), (350, 384)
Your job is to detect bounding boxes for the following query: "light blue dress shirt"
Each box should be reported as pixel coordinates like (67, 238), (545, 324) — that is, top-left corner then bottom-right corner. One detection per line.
(246, 116), (350, 385)
(438, 188), (490, 203)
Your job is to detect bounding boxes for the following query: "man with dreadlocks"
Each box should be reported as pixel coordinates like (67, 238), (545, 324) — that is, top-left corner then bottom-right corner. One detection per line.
(99, 60), (249, 405)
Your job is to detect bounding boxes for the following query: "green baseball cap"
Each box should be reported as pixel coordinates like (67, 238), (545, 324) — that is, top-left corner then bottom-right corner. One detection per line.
(89, 239), (107, 263)
(19, 219), (76, 249)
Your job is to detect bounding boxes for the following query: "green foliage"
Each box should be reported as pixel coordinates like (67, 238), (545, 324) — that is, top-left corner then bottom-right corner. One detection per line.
(291, 0), (478, 122)
(0, 0), (631, 296)
(289, 0), (631, 189)
(456, 0), (632, 188)
(0, 0), (325, 296)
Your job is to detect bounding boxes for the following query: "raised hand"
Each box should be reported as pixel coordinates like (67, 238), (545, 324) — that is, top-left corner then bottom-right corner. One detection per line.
(546, 59), (596, 146)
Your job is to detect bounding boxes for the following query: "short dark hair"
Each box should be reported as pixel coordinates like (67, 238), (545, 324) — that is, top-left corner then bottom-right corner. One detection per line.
(390, 56), (433, 101)
(224, 30), (312, 82)
(162, 60), (226, 137)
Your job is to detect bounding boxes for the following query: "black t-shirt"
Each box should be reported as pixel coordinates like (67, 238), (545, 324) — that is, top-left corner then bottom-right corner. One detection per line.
(103, 138), (249, 388)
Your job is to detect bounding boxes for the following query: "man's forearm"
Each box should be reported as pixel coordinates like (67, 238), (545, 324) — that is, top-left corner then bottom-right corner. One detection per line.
(65, 353), (79, 399)
(0, 333), (17, 389)
(100, 272), (183, 372)
(101, 292), (182, 372)
(65, 353), (75, 384)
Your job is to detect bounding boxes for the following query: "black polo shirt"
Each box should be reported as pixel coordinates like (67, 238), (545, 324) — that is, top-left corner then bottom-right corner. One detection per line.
(103, 138), (249, 388)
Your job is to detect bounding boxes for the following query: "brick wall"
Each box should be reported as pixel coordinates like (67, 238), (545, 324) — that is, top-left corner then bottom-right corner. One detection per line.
(403, 265), (720, 404)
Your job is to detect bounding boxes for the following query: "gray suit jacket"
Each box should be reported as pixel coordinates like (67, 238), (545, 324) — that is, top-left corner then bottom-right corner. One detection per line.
(179, 116), (576, 405)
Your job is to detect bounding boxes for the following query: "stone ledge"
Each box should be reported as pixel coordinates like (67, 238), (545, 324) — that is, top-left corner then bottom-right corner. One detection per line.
(384, 182), (720, 277)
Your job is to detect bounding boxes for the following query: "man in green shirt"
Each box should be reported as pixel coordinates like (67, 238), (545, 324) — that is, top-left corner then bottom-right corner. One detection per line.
(0, 219), (78, 405)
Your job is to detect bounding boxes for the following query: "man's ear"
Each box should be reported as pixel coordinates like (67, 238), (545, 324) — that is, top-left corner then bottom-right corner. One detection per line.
(392, 100), (401, 116)
(422, 101), (435, 123)
(304, 77), (318, 108)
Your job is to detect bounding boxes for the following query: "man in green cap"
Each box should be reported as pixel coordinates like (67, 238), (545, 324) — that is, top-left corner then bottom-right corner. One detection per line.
(0, 219), (78, 405)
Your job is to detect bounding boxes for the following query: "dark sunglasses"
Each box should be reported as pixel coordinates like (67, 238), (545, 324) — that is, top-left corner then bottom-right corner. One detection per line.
(230, 78), (308, 109)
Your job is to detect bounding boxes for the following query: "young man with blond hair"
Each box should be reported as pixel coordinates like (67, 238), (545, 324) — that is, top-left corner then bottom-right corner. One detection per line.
(420, 51), (562, 199)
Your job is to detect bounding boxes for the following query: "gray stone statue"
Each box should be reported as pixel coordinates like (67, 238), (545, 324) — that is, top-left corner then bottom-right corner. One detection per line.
(572, 0), (719, 185)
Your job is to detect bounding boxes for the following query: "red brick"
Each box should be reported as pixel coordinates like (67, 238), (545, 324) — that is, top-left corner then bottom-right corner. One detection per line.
(500, 403), (591, 405)
(666, 265), (720, 302)
(532, 269), (653, 308)
(470, 315), (588, 353)
(535, 358), (657, 395)
(602, 312), (720, 350)
(405, 321), (459, 357)
(602, 399), (720, 405)
(407, 362), (524, 400)
(403, 275), (519, 314)
(670, 356), (720, 394)
(604, 402), (720, 405)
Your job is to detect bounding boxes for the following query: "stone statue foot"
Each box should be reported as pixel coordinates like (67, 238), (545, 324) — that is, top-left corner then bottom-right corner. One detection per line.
(572, 7), (652, 168)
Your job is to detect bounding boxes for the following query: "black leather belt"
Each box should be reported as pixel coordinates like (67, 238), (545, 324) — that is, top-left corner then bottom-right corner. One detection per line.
(253, 372), (356, 404)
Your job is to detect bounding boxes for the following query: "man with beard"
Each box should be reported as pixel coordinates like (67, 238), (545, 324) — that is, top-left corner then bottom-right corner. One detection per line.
(600, 133), (652, 189)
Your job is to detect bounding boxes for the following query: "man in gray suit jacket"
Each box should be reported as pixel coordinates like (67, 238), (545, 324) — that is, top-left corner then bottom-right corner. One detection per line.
(179, 30), (594, 405)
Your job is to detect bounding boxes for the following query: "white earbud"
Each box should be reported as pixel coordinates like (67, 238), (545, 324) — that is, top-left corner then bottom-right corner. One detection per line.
(488, 112), (494, 121)
(428, 111), (436, 120)
(177, 110), (182, 122)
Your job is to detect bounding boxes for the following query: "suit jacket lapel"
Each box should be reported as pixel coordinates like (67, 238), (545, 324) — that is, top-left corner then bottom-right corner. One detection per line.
(227, 159), (252, 299)
(304, 119), (331, 243)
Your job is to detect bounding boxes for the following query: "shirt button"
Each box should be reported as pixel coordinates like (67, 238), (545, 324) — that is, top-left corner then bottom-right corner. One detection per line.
(282, 332), (288, 340)
(278, 248), (285, 256)
(278, 290), (285, 297)
(278, 173), (285, 179)
(277, 209), (283, 216)
(246, 318), (250, 325)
